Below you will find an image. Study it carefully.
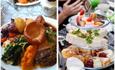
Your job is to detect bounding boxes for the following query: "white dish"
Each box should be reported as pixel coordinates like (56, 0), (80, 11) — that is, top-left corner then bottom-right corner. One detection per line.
(66, 57), (84, 70)
(1, 16), (57, 70)
(7, 0), (40, 6)
(69, 15), (110, 30)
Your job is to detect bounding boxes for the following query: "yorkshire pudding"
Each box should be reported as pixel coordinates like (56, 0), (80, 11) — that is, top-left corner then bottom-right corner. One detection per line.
(24, 16), (46, 45)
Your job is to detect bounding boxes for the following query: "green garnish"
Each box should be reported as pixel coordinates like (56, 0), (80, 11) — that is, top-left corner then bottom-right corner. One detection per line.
(45, 27), (56, 45)
(72, 29), (80, 34)
(85, 35), (94, 44)
(2, 35), (29, 65)
(72, 29), (100, 44)
(93, 30), (99, 36)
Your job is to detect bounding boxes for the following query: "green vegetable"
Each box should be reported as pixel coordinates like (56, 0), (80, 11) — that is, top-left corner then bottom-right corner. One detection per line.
(87, 30), (92, 34)
(2, 35), (29, 65)
(2, 44), (22, 65)
(85, 35), (94, 44)
(45, 27), (56, 46)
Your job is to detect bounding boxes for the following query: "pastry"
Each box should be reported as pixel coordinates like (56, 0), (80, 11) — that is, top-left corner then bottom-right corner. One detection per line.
(61, 45), (79, 58)
(91, 47), (108, 56)
(79, 48), (91, 55)
(97, 49), (113, 58)
(97, 49), (113, 62)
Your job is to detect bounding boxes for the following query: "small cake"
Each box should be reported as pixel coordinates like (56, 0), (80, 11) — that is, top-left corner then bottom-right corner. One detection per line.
(97, 49), (113, 61)
(97, 49), (113, 58)
(91, 47), (108, 56)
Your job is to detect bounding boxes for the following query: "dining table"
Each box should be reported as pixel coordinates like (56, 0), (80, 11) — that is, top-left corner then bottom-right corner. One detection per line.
(1, 0), (56, 25)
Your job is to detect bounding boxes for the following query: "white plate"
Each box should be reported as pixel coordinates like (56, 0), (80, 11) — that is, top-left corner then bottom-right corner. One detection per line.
(1, 16), (57, 70)
(66, 57), (84, 70)
(69, 15), (110, 30)
(7, 0), (40, 6)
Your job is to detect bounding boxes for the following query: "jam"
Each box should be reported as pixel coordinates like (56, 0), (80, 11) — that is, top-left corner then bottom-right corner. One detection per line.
(85, 59), (93, 67)
(99, 52), (107, 57)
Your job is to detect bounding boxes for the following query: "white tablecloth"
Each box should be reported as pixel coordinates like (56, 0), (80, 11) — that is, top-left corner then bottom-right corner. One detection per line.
(1, 0), (56, 25)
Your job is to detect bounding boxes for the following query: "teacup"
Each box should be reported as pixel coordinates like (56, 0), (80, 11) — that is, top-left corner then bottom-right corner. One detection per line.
(41, 0), (56, 17)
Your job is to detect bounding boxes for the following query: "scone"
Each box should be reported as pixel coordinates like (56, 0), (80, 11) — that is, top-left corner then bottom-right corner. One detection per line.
(97, 49), (113, 61)
(61, 45), (79, 58)
(91, 47), (108, 56)
(79, 48), (92, 55)
(97, 49), (113, 57)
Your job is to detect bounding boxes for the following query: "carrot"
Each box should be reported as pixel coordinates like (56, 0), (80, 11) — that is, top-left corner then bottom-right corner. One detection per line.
(9, 33), (16, 37)
(1, 37), (7, 43)
(18, 0), (28, 4)
(21, 45), (38, 70)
